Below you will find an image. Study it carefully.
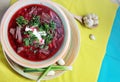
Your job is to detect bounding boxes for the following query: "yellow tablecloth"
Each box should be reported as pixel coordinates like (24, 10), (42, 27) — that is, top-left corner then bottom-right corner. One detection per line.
(0, 0), (118, 82)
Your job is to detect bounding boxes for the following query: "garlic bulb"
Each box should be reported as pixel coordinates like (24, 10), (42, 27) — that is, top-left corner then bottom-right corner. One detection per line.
(83, 13), (99, 28)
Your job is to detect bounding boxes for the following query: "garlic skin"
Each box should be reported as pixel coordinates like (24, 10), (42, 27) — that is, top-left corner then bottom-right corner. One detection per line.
(57, 59), (65, 65)
(47, 71), (55, 76)
(83, 13), (99, 28)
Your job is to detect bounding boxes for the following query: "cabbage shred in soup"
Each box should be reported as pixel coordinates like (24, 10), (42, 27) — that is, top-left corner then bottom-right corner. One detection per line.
(8, 4), (64, 61)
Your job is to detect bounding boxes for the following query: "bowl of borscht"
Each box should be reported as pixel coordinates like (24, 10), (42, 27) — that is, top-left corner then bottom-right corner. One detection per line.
(0, 0), (71, 68)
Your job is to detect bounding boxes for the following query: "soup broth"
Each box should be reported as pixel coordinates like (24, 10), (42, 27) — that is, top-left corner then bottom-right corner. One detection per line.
(8, 4), (64, 61)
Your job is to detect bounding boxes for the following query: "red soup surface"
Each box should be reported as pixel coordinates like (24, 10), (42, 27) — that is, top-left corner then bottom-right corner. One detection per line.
(8, 4), (64, 61)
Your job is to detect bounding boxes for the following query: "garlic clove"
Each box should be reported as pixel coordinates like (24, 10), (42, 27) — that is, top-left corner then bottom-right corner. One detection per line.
(94, 20), (99, 25)
(47, 71), (55, 76)
(87, 14), (92, 19)
(84, 19), (94, 28)
(89, 34), (96, 40)
(91, 14), (98, 19)
(57, 59), (65, 65)
(94, 16), (98, 20)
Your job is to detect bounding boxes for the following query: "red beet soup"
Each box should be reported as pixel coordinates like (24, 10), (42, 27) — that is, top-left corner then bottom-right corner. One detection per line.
(8, 4), (64, 61)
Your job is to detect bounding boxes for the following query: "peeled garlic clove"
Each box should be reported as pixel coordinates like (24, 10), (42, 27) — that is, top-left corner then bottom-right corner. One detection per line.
(47, 71), (55, 76)
(89, 34), (96, 40)
(57, 59), (65, 65)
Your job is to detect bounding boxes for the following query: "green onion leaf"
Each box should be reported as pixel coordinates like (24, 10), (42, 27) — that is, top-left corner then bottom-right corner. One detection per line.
(37, 66), (52, 81)
(24, 68), (46, 72)
(40, 45), (44, 49)
(23, 65), (72, 73)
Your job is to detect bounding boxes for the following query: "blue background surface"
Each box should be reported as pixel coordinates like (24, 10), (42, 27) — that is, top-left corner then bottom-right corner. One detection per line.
(98, 7), (120, 82)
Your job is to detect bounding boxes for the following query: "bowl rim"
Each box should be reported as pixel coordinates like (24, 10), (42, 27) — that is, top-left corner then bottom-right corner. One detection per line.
(0, 0), (71, 68)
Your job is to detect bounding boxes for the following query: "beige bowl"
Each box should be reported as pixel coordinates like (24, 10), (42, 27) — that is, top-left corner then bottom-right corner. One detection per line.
(0, 0), (71, 68)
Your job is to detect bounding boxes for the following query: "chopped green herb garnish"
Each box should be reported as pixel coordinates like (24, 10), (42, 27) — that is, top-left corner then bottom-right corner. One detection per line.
(23, 31), (39, 46)
(23, 38), (30, 46)
(16, 16), (28, 26)
(45, 34), (53, 44)
(29, 38), (34, 45)
(34, 43), (40, 48)
(30, 35), (38, 40)
(27, 31), (33, 35)
(30, 47), (33, 51)
(38, 26), (44, 31)
(50, 21), (56, 30)
(23, 31), (28, 34)
(44, 23), (49, 30)
(41, 36), (46, 39)
(40, 45), (44, 49)
(45, 39), (51, 45)
(44, 46), (49, 50)
(17, 15), (57, 49)
(29, 15), (40, 27)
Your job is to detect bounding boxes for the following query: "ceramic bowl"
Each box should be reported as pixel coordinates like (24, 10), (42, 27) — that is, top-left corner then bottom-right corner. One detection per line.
(0, 0), (71, 68)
